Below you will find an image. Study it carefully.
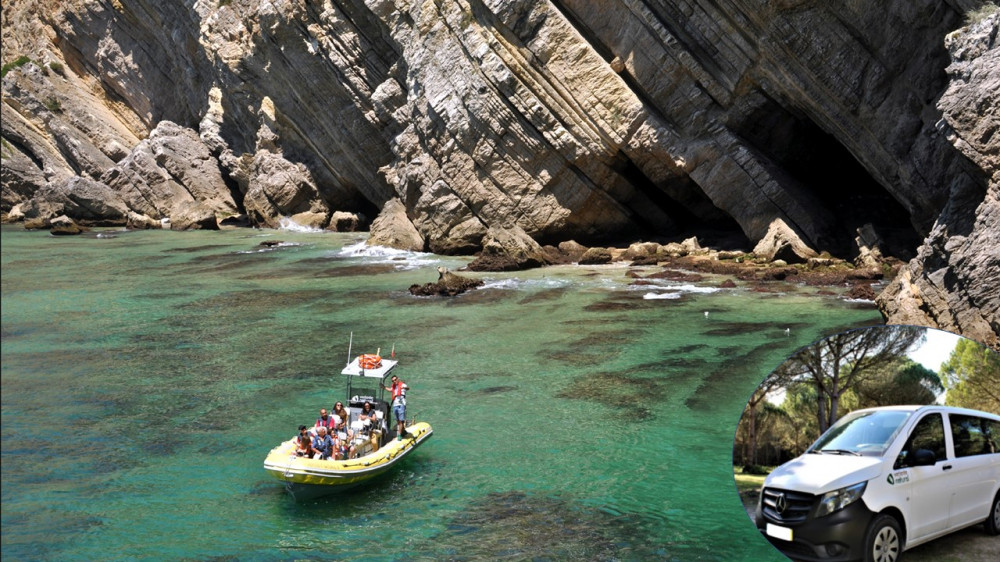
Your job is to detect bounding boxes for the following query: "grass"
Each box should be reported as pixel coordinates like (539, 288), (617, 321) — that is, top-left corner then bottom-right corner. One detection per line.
(1, 55), (32, 78)
(43, 97), (62, 113)
(733, 466), (768, 494)
(965, 2), (999, 25)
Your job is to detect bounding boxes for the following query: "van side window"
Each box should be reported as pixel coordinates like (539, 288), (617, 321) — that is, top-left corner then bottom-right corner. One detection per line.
(896, 413), (945, 468)
(985, 419), (1000, 454)
(950, 414), (994, 457)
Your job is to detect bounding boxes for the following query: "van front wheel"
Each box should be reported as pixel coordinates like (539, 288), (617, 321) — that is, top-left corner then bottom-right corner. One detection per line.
(985, 492), (1000, 536)
(863, 514), (902, 562)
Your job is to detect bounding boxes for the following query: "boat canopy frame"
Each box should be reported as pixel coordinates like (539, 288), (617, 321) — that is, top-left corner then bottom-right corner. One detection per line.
(341, 355), (396, 411)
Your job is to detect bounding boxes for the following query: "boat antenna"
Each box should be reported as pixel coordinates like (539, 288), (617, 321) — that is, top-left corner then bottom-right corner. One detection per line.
(346, 331), (353, 368)
(391, 343), (395, 358)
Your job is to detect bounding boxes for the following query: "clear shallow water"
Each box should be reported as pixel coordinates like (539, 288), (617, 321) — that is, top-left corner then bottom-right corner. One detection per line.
(1, 225), (882, 560)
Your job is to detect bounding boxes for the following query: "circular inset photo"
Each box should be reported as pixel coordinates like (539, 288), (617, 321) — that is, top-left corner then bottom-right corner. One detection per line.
(733, 325), (1000, 562)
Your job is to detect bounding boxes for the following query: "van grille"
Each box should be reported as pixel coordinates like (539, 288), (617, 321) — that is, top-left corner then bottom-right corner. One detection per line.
(761, 487), (814, 524)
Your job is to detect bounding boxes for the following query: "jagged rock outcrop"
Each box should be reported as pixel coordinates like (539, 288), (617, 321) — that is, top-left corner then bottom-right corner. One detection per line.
(242, 150), (330, 229)
(96, 120), (237, 229)
(368, 197), (425, 251)
(22, 176), (129, 226)
(467, 224), (551, 271)
(1, 1), (998, 341)
(753, 218), (819, 264)
(878, 13), (1000, 349)
(409, 266), (484, 296)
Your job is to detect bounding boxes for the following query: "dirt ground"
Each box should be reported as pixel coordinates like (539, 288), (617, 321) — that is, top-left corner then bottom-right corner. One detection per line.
(739, 491), (999, 561)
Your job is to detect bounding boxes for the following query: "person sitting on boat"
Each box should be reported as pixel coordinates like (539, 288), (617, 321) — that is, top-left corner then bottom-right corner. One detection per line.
(330, 429), (356, 460)
(359, 401), (377, 433)
(381, 374), (409, 440)
(312, 426), (335, 460)
(295, 433), (312, 457)
(291, 424), (309, 445)
(315, 408), (336, 432)
(332, 402), (350, 431)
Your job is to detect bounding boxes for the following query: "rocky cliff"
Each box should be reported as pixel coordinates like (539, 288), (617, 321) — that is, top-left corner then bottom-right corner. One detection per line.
(2, 1), (998, 344)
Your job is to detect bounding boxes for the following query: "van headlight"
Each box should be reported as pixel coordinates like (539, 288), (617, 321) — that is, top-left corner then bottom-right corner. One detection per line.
(816, 482), (867, 517)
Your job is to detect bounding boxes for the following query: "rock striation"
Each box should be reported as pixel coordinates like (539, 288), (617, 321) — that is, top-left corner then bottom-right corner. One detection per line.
(877, 13), (1000, 349)
(1, 1), (998, 343)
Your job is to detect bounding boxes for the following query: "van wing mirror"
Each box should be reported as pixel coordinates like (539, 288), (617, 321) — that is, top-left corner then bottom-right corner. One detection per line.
(913, 448), (937, 466)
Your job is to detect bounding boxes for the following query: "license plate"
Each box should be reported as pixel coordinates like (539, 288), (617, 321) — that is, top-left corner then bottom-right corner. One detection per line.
(766, 523), (793, 542)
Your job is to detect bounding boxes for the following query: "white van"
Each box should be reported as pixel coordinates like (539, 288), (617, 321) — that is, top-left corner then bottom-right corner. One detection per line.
(755, 405), (1000, 562)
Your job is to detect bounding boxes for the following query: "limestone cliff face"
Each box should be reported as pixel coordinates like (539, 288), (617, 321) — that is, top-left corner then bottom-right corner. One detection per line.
(877, 14), (999, 349)
(2, 1), (998, 342)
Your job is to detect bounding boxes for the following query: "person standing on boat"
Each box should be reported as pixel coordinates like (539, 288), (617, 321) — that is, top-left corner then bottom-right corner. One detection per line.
(382, 374), (409, 440)
(315, 408), (336, 432)
(312, 426), (335, 460)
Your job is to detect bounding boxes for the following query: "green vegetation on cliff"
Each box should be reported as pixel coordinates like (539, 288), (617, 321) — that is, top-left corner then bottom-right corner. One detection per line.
(1, 55), (32, 78)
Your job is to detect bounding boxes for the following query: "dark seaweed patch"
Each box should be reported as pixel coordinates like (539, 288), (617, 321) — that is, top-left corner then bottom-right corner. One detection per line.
(427, 491), (668, 560)
(163, 245), (233, 253)
(684, 340), (789, 412)
(312, 264), (401, 278)
(557, 371), (666, 419)
(517, 288), (568, 305)
(704, 322), (774, 337)
(478, 385), (518, 395)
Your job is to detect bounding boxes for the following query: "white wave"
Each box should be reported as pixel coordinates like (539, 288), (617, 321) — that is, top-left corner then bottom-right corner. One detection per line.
(336, 241), (440, 270)
(479, 277), (571, 291)
(668, 283), (721, 294)
(278, 217), (323, 233)
(631, 282), (721, 294)
(643, 292), (683, 300)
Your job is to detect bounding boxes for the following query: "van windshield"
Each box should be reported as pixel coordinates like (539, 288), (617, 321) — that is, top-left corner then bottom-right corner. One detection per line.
(808, 410), (913, 457)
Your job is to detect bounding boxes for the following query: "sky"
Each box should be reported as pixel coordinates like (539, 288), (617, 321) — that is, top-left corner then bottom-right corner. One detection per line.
(764, 327), (962, 405)
(907, 328), (961, 372)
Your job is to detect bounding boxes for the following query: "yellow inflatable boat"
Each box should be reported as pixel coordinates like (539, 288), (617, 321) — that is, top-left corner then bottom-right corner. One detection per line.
(263, 349), (433, 499)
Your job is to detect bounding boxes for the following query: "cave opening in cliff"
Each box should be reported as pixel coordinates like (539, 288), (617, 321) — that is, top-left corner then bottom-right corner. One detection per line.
(734, 102), (921, 259)
(611, 152), (750, 250)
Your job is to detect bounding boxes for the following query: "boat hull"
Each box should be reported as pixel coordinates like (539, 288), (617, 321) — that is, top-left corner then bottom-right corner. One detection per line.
(263, 422), (432, 497)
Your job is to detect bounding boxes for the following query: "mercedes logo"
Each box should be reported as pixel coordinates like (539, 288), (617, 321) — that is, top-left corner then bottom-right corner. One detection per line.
(775, 492), (788, 515)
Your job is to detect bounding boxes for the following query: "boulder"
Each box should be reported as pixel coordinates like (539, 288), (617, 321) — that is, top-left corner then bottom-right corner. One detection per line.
(557, 240), (589, 262)
(242, 150), (330, 229)
(579, 247), (613, 265)
(752, 219), (819, 264)
(408, 267), (484, 296)
(327, 211), (363, 232)
(854, 223), (885, 268)
(660, 242), (688, 257)
(100, 121), (237, 229)
(680, 237), (703, 255)
(623, 242), (661, 259)
(467, 224), (550, 271)
(49, 215), (85, 235)
(168, 201), (222, 230)
(22, 176), (129, 226)
(368, 198), (425, 251)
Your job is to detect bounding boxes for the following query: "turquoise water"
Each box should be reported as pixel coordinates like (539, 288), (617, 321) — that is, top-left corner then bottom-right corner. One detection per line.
(1, 225), (881, 560)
